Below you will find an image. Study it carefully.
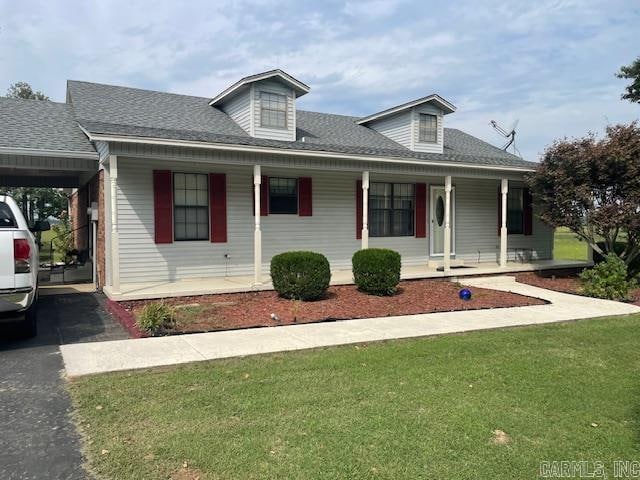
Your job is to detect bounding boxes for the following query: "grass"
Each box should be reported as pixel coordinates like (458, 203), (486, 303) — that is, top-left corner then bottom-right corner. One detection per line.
(69, 314), (640, 480)
(39, 228), (65, 264)
(554, 227), (588, 261)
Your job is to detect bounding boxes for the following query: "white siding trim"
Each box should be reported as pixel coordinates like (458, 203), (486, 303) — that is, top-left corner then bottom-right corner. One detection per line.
(85, 134), (534, 173)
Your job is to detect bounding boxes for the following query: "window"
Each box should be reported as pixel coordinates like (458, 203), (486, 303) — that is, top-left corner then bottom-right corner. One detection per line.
(260, 92), (287, 129)
(0, 202), (17, 228)
(173, 173), (209, 241)
(418, 113), (438, 143)
(369, 183), (414, 237)
(269, 177), (298, 214)
(507, 187), (524, 234)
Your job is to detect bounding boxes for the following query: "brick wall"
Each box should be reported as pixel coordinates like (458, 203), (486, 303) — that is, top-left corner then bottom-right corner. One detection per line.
(68, 171), (105, 288)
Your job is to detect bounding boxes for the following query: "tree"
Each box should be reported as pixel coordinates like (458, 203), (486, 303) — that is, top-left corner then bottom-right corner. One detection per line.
(527, 122), (640, 273)
(4, 187), (68, 225)
(6, 81), (50, 100)
(617, 57), (640, 103)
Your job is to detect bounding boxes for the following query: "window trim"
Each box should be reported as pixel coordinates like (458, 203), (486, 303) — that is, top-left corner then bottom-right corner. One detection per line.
(172, 172), (210, 242)
(259, 91), (288, 130)
(268, 177), (298, 215)
(418, 113), (438, 143)
(369, 182), (415, 237)
(506, 187), (524, 235)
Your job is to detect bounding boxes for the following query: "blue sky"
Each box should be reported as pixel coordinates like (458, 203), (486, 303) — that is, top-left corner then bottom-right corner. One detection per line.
(0, 0), (638, 160)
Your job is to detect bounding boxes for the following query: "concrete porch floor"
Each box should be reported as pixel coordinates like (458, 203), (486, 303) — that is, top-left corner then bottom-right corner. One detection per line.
(103, 259), (591, 301)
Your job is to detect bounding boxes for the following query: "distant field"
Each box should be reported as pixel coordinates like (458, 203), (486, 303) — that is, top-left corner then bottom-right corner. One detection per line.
(39, 228), (64, 264)
(554, 227), (588, 261)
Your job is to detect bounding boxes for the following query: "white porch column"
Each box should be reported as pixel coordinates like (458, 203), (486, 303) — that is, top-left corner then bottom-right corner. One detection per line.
(253, 165), (263, 285)
(361, 171), (370, 249)
(443, 175), (452, 272)
(500, 178), (509, 268)
(109, 155), (120, 293)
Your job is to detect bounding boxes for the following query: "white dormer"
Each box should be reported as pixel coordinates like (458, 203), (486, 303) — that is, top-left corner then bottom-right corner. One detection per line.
(357, 94), (456, 153)
(210, 69), (309, 141)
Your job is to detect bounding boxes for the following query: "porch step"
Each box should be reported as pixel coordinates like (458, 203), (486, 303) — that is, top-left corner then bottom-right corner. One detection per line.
(427, 259), (465, 269)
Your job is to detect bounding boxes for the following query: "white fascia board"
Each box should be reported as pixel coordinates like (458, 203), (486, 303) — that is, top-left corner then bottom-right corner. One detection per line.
(0, 146), (99, 160)
(209, 70), (310, 106)
(85, 131), (535, 173)
(357, 95), (457, 125)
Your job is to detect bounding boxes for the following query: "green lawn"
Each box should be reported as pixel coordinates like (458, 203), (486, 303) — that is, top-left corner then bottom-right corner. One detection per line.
(39, 228), (55, 264)
(554, 227), (589, 261)
(69, 314), (640, 480)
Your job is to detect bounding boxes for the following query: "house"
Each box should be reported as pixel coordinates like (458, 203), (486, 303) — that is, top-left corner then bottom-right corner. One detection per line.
(0, 69), (587, 300)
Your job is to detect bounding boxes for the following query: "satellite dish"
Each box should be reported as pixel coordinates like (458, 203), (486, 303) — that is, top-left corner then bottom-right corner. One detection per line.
(490, 119), (522, 158)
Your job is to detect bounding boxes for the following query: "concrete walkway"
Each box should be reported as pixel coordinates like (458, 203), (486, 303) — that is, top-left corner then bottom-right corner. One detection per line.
(61, 276), (640, 377)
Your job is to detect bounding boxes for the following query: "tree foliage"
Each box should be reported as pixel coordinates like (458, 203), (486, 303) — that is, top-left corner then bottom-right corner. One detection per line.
(6, 81), (50, 100)
(527, 122), (640, 269)
(1, 187), (68, 225)
(617, 57), (640, 103)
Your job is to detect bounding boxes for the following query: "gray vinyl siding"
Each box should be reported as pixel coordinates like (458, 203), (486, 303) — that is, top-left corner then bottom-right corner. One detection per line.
(114, 154), (552, 284)
(412, 104), (444, 154)
(367, 111), (413, 149)
(253, 80), (296, 141)
(453, 178), (553, 263)
(219, 92), (251, 134)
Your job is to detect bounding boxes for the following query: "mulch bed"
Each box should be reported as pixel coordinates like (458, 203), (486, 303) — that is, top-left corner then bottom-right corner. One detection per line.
(120, 278), (547, 335)
(515, 272), (640, 306)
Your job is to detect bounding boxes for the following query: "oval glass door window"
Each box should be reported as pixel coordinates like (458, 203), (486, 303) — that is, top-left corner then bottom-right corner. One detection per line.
(436, 196), (445, 226)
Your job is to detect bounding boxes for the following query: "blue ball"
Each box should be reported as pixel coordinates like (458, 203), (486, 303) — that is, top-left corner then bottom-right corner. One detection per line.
(459, 288), (472, 301)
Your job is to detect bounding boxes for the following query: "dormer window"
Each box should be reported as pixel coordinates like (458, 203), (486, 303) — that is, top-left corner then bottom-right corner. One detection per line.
(260, 92), (287, 129)
(418, 113), (437, 143)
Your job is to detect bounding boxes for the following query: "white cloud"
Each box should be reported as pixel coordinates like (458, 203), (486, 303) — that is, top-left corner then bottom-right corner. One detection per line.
(0, 0), (638, 161)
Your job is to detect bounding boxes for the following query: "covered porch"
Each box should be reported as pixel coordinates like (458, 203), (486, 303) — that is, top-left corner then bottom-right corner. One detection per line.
(103, 258), (591, 301)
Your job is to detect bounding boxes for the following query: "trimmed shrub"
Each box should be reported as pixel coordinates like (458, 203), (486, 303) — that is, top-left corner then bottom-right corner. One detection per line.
(592, 241), (640, 279)
(136, 302), (176, 334)
(270, 251), (331, 301)
(580, 254), (637, 301)
(352, 248), (401, 296)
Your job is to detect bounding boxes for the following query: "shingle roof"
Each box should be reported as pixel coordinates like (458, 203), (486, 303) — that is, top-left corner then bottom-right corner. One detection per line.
(0, 97), (96, 154)
(64, 80), (536, 169)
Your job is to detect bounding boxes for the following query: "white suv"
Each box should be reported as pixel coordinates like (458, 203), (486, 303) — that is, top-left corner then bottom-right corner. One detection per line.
(0, 194), (49, 337)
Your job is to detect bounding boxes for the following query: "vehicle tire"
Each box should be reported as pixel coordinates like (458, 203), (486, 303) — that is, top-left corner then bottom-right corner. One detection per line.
(21, 303), (37, 338)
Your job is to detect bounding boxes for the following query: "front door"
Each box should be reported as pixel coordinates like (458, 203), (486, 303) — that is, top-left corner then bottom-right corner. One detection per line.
(430, 186), (455, 256)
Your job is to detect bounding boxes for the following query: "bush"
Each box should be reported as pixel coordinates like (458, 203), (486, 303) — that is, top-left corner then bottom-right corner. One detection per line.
(580, 254), (637, 301)
(136, 302), (176, 333)
(593, 241), (640, 279)
(352, 248), (401, 296)
(270, 251), (331, 301)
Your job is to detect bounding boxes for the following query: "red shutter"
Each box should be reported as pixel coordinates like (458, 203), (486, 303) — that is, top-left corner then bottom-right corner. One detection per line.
(356, 180), (362, 239)
(298, 177), (312, 216)
(153, 170), (173, 244)
(523, 187), (533, 236)
(261, 175), (269, 216)
(497, 188), (502, 236)
(415, 183), (427, 238)
(209, 173), (227, 243)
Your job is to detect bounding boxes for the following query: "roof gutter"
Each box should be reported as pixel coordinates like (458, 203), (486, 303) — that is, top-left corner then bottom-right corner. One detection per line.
(84, 131), (536, 173)
(0, 146), (99, 160)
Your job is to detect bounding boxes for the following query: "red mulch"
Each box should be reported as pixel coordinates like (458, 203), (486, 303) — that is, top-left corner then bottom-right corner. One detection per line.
(120, 278), (547, 335)
(515, 272), (640, 305)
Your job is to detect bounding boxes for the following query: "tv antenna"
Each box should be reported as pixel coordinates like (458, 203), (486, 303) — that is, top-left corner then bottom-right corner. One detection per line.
(490, 119), (521, 157)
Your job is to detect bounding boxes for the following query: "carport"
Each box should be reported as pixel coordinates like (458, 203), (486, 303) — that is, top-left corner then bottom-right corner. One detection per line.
(0, 97), (101, 287)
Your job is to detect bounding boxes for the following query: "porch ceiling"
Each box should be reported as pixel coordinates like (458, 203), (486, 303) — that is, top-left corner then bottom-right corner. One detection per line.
(0, 152), (98, 188)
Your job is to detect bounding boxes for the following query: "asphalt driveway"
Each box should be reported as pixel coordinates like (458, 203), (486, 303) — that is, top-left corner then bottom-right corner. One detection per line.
(0, 291), (127, 480)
